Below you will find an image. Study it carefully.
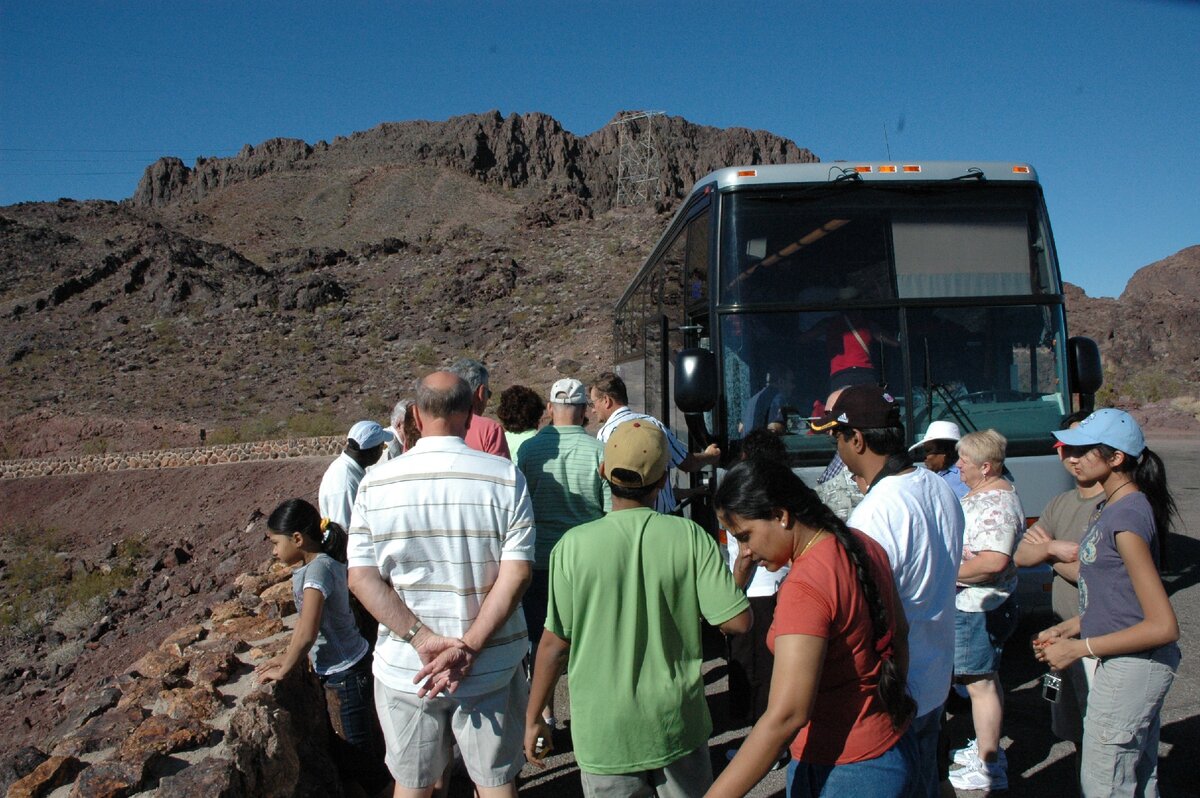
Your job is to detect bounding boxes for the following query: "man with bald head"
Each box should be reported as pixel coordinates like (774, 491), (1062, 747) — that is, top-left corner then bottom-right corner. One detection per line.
(348, 371), (536, 798)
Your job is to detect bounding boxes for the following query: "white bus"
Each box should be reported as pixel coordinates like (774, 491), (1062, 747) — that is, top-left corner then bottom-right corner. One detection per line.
(612, 161), (1102, 537)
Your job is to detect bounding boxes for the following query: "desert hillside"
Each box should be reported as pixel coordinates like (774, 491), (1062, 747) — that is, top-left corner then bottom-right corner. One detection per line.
(3, 111), (1199, 460)
(0, 112), (816, 458)
(1, 110), (1199, 791)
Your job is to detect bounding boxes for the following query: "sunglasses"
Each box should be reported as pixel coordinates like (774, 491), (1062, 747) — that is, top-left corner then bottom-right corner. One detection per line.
(1058, 444), (1098, 459)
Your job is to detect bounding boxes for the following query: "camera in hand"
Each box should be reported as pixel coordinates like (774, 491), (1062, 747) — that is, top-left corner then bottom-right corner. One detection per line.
(1041, 671), (1062, 703)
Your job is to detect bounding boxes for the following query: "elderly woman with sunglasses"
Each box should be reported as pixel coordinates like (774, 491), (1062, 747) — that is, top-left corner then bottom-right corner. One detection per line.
(1034, 409), (1180, 798)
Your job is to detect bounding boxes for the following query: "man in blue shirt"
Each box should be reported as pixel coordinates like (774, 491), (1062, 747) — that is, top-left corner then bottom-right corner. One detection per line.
(909, 420), (968, 499)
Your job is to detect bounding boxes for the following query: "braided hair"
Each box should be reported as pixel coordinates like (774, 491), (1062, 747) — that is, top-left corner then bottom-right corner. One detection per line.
(715, 457), (915, 729)
(267, 499), (349, 564)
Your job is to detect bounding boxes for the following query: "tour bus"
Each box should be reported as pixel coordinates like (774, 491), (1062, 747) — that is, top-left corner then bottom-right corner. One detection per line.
(611, 161), (1102, 562)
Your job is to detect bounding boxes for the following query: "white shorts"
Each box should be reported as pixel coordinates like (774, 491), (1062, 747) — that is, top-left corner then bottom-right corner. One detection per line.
(374, 668), (527, 789)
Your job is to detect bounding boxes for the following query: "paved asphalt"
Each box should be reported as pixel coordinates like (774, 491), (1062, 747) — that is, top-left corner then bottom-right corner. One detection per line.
(487, 434), (1200, 797)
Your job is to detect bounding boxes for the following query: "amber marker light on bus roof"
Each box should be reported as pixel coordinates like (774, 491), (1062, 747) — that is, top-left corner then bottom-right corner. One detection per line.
(1012, 165), (1031, 173)
(737, 170), (758, 177)
(877, 165), (897, 173)
(902, 165), (922, 173)
(854, 165), (872, 173)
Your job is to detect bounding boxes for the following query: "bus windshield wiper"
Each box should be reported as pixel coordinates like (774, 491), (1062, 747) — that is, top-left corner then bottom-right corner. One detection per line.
(948, 168), (986, 182)
(931, 383), (978, 433)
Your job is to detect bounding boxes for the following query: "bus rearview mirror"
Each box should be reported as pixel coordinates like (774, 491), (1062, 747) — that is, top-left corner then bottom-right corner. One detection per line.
(1068, 336), (1103, 397)
(675, 348), (718, 414)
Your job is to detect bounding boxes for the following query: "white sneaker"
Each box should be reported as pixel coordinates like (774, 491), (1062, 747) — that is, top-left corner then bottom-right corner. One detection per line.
(950, 739), (1008, 769)
(948, 758), (1008, 791)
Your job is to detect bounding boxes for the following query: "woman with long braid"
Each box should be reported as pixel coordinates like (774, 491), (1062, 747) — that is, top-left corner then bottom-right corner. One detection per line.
(706, 457), (917, 798)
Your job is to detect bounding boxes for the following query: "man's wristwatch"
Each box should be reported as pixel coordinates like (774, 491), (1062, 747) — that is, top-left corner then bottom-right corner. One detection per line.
(400, 620), (424, 644)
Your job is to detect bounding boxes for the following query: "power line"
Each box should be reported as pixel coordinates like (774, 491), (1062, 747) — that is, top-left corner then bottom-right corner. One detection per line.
(0, 147), (240, 154)
(0, 171), (143, 176)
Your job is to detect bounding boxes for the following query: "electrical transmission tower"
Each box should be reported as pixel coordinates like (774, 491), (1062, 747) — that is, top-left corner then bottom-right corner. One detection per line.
(611, 111), (665, 206)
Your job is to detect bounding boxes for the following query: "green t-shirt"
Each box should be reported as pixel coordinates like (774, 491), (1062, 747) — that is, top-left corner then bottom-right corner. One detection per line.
(546, 507), (749, 773)
(517, 425), (611, 569)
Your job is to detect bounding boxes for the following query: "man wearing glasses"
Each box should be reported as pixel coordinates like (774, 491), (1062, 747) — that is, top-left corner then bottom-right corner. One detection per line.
(449, 357), (511, 459)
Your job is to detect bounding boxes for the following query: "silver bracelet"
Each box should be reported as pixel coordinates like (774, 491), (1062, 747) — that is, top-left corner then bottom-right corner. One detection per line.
(1085, 637), (1097, 657)
(400, 620), (424, 644)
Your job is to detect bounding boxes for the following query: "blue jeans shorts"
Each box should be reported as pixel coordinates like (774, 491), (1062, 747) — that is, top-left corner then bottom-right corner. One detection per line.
(785, 727), (917, 798)
(954, 596), (1018, 676)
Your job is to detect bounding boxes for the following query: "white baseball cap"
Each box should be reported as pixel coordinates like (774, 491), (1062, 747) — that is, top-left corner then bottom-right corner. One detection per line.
(348, 420), (393, 449)
(549, 378), (587, 405)
(908, 420), (963, 453)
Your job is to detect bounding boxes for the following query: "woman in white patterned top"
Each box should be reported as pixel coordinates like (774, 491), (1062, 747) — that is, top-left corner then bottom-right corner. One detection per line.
(948, 429), (1024, 792)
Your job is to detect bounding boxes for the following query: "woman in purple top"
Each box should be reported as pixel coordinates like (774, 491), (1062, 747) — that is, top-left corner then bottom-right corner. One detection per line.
(1033, 409), (1180, 798)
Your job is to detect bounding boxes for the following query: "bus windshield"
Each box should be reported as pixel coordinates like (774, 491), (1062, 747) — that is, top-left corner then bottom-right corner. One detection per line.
(721, 184), (1059, 304)
(717, 183), (1069, 465)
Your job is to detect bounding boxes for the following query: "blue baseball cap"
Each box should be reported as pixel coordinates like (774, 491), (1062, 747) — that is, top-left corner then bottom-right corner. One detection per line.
(1053, 409), (1145, 457)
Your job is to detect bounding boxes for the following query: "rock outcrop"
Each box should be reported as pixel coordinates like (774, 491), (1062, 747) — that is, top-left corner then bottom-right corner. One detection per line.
(1, 560), (346, 798)
(1066, 245), (1200, 395)
(129, 110), (817, 211)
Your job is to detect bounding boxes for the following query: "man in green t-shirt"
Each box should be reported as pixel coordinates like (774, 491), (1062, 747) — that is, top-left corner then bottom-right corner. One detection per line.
(524, 419), (751, 797)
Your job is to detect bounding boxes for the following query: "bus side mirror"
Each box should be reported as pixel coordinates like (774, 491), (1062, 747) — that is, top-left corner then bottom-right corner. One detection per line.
(1068, 336), (1103, 400)
(675, 348), (718, 413)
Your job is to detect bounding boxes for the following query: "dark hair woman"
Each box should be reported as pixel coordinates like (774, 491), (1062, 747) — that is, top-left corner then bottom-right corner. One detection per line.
(496, 384), (544, 462)
(706, 458), (916, 798)
(1035, 409), (1179, 797)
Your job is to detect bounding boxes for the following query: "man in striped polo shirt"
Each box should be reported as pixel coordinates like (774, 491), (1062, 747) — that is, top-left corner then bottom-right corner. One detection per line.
(588, 371), (720, 515)
(347, 371), (535, 798)
(516, 377), (610, 728)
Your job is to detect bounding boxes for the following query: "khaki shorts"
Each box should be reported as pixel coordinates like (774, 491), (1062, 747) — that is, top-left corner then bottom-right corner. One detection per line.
(579, 744), (713, 798)
(374, 669), (527, 789)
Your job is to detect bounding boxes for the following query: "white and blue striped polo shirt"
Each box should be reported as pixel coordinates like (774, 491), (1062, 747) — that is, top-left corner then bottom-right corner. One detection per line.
(347, 435), (535, 697)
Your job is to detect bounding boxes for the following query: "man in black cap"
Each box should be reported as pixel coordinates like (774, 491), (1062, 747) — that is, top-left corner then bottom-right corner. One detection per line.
(811, 385), (965, 798)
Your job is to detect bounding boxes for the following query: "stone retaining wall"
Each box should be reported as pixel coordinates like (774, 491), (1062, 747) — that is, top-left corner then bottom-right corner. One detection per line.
(0, 437), (343, 480)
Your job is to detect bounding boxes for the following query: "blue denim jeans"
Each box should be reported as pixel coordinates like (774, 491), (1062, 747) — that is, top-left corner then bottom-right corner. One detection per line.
(321, 656), (389, 792)
(785, 728), (918, 798)
(907, 706), (943, 798)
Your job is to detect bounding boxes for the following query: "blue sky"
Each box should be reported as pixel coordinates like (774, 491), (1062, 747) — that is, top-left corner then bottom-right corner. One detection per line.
(1, 1), (1196, 298)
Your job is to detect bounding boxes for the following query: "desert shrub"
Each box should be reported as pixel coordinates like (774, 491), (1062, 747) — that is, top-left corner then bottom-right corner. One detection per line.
(1094, 367), (1189, 406)
(1169, 395), (1200, 422)
(208, 426), (242, 445)
(412, 343), (436, 367)
(0, 533), (139, 643)
(242, 415), (285, 441)
(151, 318), (179, 350)
(81, 437), (109, 455)
(286, 411), (343, 438)
(362, 395), (391, 420)
(46, 639), (87, 669)
(1124, 370), (1186, 403)
(51, 595), (107, 637)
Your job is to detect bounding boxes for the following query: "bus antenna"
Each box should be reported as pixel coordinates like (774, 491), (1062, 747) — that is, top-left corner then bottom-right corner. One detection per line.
(884, 123), (892, 160)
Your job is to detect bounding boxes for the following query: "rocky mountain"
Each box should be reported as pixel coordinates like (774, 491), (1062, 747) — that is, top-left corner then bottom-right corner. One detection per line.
(0, 112), (816, 456)
(1, 110), (1197, 459)
(1065, 245), (1200, 402)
